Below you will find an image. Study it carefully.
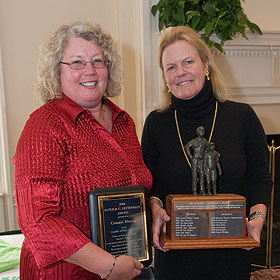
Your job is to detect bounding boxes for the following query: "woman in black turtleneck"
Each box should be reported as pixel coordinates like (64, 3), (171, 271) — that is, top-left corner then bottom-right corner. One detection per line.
(141, 26), (272, 280)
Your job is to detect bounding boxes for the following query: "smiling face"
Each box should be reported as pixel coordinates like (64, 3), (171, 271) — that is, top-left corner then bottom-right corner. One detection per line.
(162, 40), (208, 100)
(60, 37), (108, 110)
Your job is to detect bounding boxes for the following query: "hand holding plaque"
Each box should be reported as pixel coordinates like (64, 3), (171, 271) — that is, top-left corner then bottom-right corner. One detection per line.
(161, 126), (260, 250)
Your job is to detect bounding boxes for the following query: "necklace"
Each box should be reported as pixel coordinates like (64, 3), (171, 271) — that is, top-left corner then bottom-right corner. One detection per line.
(175, 101), (218, 167)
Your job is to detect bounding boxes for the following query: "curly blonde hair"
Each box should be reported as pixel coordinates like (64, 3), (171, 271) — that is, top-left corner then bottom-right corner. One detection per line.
(36, 21), (122, 103)
(157, 26), (228, 111)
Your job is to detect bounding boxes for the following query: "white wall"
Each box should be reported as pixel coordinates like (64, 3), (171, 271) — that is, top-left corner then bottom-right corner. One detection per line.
(242, 0), (280, 136)
(242, 0), (280, 32)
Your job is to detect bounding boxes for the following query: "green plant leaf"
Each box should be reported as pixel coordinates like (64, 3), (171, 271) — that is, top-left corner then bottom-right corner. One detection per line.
(247, 21), (262, 35)
(201, 35), (209, 44)
(208, 39), (215, 48)
(205, 21), (214, 36)
(213, 42), (224, 53)
(151, 5), (159, 17)
(172, 2), (186, 22)
(178, 0), (185, 9)
(186, 11), (200, 23)
(192, 16), (201, 29)
(203, 2), (216, 17)
(240, 29), (248, 39)
(159, 15), (165, 31)
(151, 0), (262, 53)
(151, 0), (166, 16)
(213, 11), (226, 29)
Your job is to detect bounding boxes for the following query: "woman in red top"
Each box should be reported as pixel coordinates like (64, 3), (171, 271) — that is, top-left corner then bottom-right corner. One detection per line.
(13, 21), (152, 280)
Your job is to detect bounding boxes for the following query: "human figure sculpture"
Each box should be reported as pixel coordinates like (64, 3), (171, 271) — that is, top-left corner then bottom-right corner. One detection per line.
(184, 126), (209, 195)
(204, 142), (222, 195)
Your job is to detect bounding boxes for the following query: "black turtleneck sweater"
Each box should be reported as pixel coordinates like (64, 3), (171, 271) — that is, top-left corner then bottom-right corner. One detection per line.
(141, 81), (272, 280)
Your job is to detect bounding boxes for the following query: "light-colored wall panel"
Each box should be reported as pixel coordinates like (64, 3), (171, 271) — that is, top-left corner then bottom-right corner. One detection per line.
(117, 0), (143, 136)
(213, 32), (280, 135)
(141, 0), (162, 117)
(242, 0), (280, 32)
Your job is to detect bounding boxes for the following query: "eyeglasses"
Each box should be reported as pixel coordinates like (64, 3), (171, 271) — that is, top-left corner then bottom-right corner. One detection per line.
(60, 58), (109, 70)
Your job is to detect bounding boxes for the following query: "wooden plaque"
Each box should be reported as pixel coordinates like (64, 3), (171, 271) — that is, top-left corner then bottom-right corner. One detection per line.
(161, 193), (260, 249)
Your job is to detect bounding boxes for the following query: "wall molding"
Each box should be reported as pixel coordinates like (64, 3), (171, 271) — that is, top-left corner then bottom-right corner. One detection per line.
(224, 31), (280, 47)
(229, 86), (280, 105)
(214, 45), (280, 57)
(213, 31), (280, 106)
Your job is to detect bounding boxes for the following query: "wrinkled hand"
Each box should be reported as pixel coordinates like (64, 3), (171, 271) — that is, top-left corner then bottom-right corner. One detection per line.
(151, 204), (170, 252)
(107, 255), (143, 280)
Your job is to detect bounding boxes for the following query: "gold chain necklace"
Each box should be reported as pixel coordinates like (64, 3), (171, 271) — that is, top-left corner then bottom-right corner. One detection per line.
(175, 101), (218, 167)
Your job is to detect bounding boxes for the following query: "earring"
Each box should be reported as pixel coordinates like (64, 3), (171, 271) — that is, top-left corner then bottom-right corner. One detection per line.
(167, 84), (171, 93)
(205, 70), (210, 81)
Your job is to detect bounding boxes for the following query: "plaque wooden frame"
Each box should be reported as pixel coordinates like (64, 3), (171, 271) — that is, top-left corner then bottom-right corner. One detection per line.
(88, 185), (152, 266)
(161, 193), (260, 250)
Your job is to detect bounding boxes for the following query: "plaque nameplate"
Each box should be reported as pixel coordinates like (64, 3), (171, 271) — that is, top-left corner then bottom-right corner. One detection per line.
(88, 185), (152, 266)
(162, 193), (260, 249)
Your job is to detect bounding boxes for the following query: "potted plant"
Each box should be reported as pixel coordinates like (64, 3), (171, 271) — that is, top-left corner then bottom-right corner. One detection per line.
(151, 0), (262, 52)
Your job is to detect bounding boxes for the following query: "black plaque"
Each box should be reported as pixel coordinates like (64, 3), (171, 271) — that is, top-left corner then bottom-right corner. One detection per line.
(174, 212), (208, 238)
(88, 185), (152, 266)
(209, 212), (244, 237)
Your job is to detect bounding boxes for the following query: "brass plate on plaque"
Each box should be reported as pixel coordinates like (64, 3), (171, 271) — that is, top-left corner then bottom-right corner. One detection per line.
(162, 193), (260, 249)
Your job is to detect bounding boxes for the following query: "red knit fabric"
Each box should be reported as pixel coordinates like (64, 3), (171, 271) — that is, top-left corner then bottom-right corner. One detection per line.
(13, 95), (152, 280)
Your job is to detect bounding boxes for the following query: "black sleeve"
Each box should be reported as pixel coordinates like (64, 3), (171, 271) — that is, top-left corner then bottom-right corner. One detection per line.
(141, 112), (162, 199)
(245, 105), (272, 208)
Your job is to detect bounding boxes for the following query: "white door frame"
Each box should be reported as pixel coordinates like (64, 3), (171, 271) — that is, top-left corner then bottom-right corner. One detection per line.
(0, 43), (15, 231)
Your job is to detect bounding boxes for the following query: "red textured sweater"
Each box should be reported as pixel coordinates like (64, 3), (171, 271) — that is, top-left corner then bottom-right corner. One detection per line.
(13, 95), (152, 280)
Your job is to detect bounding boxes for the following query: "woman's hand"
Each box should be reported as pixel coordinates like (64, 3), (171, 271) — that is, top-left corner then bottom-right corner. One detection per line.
(245, 218), (263, 251)
(246, 216), (265, 243)
(245, 204), (267, 250)
(64, 242), (143, 279)
(149, 198), (170, 252)
(107, 255), (143, 280)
